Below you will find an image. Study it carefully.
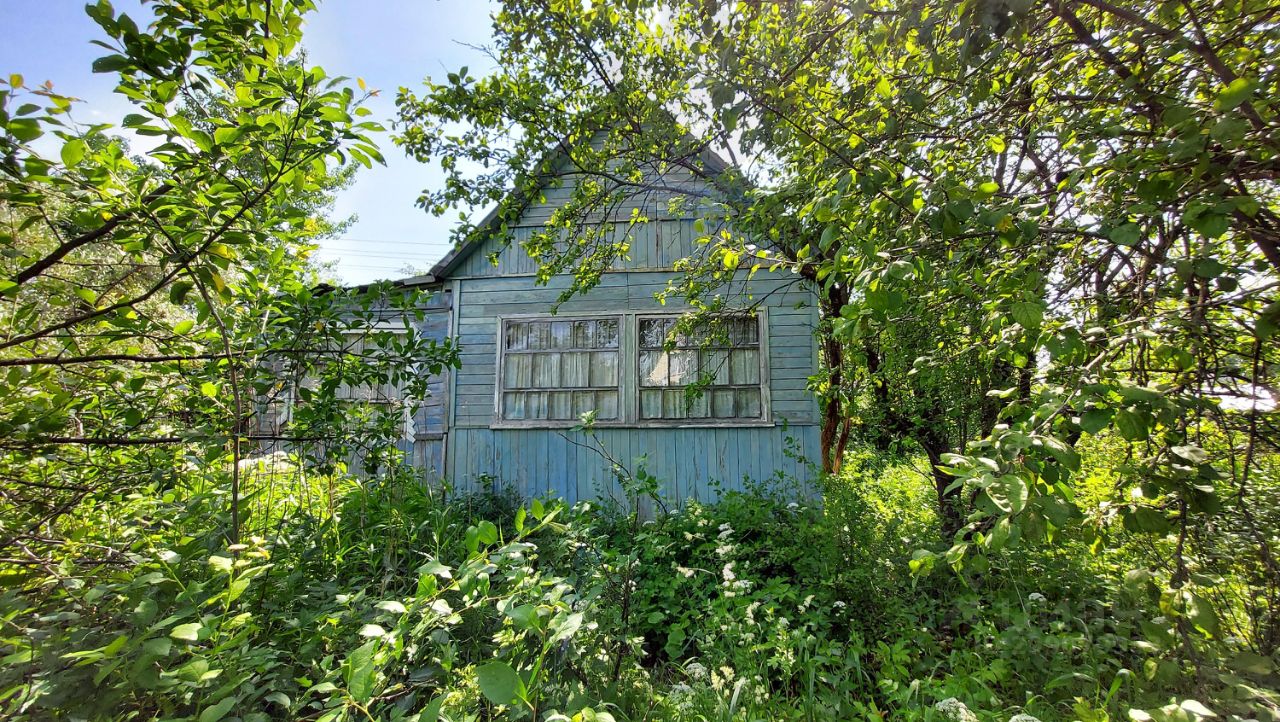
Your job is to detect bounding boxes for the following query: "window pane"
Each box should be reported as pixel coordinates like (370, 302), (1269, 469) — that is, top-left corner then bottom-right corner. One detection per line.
(572, 390), (595, 416)
(506, 322), (529, 351)
(572, 320), (592, 348)
(687, 390), (710, 418)
(640, 389), (663, 419)
(712, 389), (736, 418)
(668, 350), (696, 385)
(526, 391), (547, 419)
(662, 389), (687, 419)
(703, 349), (730, 385)
(530, 323), (550, 351)
(561, 352), (589, 387)
(596, 319), (619, 348)
(550, 321), (572, 349)
(729, 349), (759, 385)
(736, 388), (762, 418)
(504, 354), (532, 388)
(549, 391), (572, 420)
(597, 391), (619, 419)
(640, 318), (669, 348)
(590, 351), (618, 387)
(730, 317), (759, 345)
(532, 353), (561, 387)
(505, 392), (526, 420)
(639, 350), (667, 387)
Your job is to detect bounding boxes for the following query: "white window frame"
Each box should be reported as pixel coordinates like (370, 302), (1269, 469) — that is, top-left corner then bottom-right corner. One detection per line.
(324, 320), (419, 442)
(492, 310), (771, 429)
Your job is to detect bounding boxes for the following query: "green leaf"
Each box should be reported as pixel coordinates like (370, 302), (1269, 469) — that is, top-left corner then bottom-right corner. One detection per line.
(7, 119), (42, 143)
(1080, 408), (1112, 434)
(974, 180), (1000, 200)
(504, 604), (538, 630)
(200, 382), (218, 399)
(1255, 301), (1280, 341)
(476, 519), (499, 546)
(173, 319), (195, 335)
(550, 611), (583, 643)
(1188, 594), (1220, 638)
(1189, 213), (1229, 239)
(1171, 445), (1208, 464)
(345, 639), (378, 704)
(1011, 300), (1045, 329)
(1115, 409), (1149, 441)
(420, 695), (444, 722)
(170, 622), (204, 642)
(477, 660), (524, 706)
(1214, 77), (1255, 111)
(91, 54), (131, 73)
(61, 139), (88, 168)
(1108, 223), (1142, 247)
(1229, 650), (1274, 676)
(198, 696), (236, 722)
(213, 125), (246, 145)
(1193, 258), (1226, 279)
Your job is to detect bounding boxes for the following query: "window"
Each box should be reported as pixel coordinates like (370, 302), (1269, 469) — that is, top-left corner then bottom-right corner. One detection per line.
(639, 316), (763, 421)
(496, 312), (767, 425)
(499, 317), (621, 421)
(315, 327), (417, 440)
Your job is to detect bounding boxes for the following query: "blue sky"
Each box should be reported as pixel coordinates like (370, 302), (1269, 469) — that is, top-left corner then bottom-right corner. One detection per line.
(0, 0), (498, 284)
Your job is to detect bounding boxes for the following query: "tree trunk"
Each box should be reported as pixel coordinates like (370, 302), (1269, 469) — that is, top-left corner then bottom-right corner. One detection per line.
(921, 434), (964, 539)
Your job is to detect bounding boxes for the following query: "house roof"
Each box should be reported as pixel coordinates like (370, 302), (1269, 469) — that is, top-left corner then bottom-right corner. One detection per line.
(422, 141), (735, 282)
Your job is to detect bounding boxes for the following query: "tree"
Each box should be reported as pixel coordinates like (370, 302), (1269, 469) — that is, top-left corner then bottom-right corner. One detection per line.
(398, 0), (1278, 647)
(0, 0), (455, 557)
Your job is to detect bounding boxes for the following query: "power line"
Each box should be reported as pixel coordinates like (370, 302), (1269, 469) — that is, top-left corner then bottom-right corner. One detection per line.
(322, 237), (458, 248)
(314, 250), (440, 260)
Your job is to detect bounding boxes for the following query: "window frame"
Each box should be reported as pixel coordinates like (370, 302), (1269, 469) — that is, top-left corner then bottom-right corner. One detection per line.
(492, 310), (771, 429)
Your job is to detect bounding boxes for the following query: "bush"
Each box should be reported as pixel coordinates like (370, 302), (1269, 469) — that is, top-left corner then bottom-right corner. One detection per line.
(2, 450), (1277, 721)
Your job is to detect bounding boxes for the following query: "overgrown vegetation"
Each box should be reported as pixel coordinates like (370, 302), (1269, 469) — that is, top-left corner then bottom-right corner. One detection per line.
(3, 446), (1277, 720)
(1, 0), (1278, 720)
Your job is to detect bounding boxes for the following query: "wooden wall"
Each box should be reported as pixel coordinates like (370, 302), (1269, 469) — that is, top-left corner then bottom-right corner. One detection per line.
(443, 271), (821, 500)
(428, 139), (822, 501)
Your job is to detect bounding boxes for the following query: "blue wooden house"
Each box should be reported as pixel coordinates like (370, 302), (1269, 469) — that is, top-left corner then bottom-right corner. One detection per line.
(355, 148), (821, 504)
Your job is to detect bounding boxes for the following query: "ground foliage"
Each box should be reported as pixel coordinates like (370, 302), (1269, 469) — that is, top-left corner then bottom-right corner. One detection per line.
(2, 450), (1277, 720)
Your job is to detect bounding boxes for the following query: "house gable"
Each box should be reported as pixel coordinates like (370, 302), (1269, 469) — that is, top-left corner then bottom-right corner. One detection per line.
(431, 139), (733, 280)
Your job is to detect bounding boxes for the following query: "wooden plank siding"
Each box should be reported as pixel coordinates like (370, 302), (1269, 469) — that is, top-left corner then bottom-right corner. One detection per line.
(445, 425), (821, 505)
(415, 139), (821, 503)
(442, 269), (821, 500)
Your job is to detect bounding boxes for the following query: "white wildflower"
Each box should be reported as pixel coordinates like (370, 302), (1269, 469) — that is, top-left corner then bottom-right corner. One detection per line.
(1009, 715), (1042, 722)
(721, 562), (736, 582)
(1027, 592), (1046, 603)
(676, 565), (696, 578)
(935, 698), (979, 722)
(685, 661), (708, 681)
(833, 600), (847, 609)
